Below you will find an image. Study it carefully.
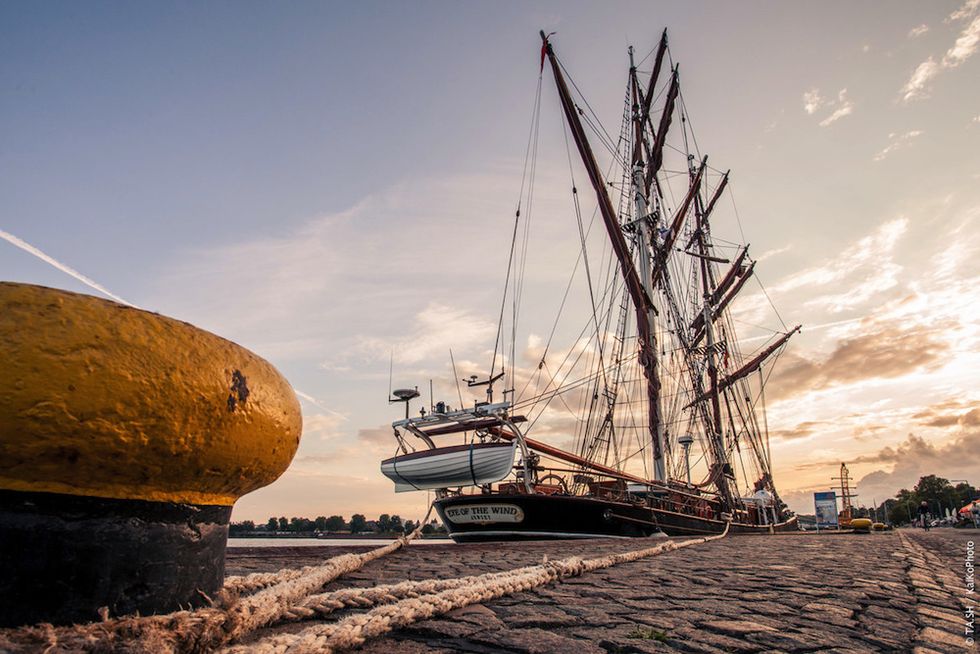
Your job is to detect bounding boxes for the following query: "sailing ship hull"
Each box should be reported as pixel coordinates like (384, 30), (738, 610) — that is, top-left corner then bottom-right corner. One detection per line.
(434, 493), (664, 541)
(433, 494), (798, 542)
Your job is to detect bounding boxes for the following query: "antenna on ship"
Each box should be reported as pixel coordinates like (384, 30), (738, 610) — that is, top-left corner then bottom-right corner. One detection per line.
(466, 372), (505, 405)
(390, 387), (420, 419)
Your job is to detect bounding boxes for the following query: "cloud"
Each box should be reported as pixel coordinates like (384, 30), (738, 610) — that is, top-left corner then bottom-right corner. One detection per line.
(770, 420), (828, 442)
(943, 14), (980, 66)
(145, 167), (549, 364)
(302, 412), (347, 442)
(802, 89), (824, 115)
(901, 59), (940, 102)
(902, 1), (980, 102)
(949, 0), (980, 23)
(358, 425), (396, 450)
(853, 429), (980, 504)
(803, 88), (853, 126)
(768, 321), (950, 401)
(731, 217), (913, 342)
(873, 130), (923, 162)
(779, 424), (980, 514)
(350, 302), (496, 366)
(912, 400), (980, 428)
(755, 245), (792, 262)
(908, 24), (930, 38)
(768, 217), (907, 299)
(817, 90), (854, 127)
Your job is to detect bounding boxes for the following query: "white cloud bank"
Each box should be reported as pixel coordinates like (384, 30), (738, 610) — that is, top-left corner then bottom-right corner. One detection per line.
(902, 0), (980, 101)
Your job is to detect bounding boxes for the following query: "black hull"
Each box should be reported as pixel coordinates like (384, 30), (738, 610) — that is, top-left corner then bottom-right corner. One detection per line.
(433, 494), (797, 542)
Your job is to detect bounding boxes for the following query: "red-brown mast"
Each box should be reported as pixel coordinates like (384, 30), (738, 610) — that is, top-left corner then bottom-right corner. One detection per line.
(685, 325), (802, 408)
(540, 31), (665, 470)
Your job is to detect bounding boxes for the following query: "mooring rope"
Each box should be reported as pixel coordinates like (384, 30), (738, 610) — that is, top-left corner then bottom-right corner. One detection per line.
(0, 516), (431, 654)
(223, 524), (730, 654)
(0, 519), (727, 654)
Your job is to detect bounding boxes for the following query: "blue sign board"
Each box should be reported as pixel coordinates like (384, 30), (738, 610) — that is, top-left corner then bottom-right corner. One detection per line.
(814, 491), (838, 529)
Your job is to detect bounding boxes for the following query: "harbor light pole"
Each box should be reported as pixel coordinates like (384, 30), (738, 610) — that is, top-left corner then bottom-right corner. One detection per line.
(678, 434), (694, 485)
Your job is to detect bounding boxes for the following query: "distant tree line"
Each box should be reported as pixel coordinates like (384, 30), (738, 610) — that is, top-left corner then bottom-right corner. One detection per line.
(228, 513), (447, 537)
(875, 475), (977, 526)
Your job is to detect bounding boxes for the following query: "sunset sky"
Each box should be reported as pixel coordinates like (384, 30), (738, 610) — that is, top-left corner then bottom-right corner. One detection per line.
(2, 1), (978, 521)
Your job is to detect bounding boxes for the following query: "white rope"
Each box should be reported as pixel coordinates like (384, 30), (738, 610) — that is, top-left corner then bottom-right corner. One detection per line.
(224, 524), (729, 654)
(0, 517), (431, 654)
(0, 518), (728, 654)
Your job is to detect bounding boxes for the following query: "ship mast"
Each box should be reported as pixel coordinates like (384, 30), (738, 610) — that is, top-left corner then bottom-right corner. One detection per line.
(540, 31), (667, 482)
(627, 46), (668, 482)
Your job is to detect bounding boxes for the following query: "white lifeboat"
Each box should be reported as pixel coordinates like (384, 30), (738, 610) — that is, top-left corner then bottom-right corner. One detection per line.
(381, 441), (517, 492)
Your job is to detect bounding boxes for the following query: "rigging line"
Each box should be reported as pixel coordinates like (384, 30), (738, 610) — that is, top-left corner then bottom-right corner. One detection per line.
(750, 275), (788, 332)
(662, 141), (727, 177)
(635, 42), (656, 68)
(449, 349), (466, 412)
(542, 361), (589, 424)
(523, 343), (599, 434)
(515, 85), (542, 340)
(522, 332), (602, 426)
(725, 182), (749, 248)
(491, 76), (544, 383)
(556, 56), (619, 160)
(676, 91), (704, 168)
(590, 166), (631, 465)
(514, 351), (641, 415)
(563, 118), (611, 405)
(521, 283), (620, 414)
(725, 354), (780, 476)
(529, 200), (602, 388)
(530, 318), (599, 424)
(517, 215), (628, 412)
(760, 368), (771, 473)
(755, 352), (783, 471)
(515, 74), (545, 218)
(663, 42), (705, 168)
(490, 194), (522, 384)
(579, 110), (625, 163)
(731, 318), (783, 335)
(513, 80), (545, 393)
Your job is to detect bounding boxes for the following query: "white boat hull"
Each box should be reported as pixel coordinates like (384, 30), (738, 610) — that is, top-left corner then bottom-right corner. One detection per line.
(381, 441), (517, 492)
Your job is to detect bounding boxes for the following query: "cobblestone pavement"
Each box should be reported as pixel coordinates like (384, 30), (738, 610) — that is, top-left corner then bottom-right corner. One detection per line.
(226, 529), (977, 653)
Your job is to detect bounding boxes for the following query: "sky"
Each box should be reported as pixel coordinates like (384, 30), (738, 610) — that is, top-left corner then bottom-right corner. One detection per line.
(2, 1), (979, 522)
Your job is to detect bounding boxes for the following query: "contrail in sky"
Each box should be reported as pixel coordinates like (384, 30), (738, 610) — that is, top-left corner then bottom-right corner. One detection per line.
(293, 388), (348, 419)
(0, 228), (136, 307)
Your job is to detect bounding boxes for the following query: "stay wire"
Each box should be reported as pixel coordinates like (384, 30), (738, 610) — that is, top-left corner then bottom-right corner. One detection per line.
(491, 73), (543, 383)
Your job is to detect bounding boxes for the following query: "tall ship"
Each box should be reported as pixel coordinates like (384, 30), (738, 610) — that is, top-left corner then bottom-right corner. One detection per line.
(381, 31), (800, 541)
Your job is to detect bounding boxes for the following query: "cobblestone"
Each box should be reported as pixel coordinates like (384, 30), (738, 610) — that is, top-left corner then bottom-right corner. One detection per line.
(226, 528), (977, 653)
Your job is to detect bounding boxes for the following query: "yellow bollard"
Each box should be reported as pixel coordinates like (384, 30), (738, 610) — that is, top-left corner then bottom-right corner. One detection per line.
(0, 282), (302, 627)
(849, 518), (873, 533)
